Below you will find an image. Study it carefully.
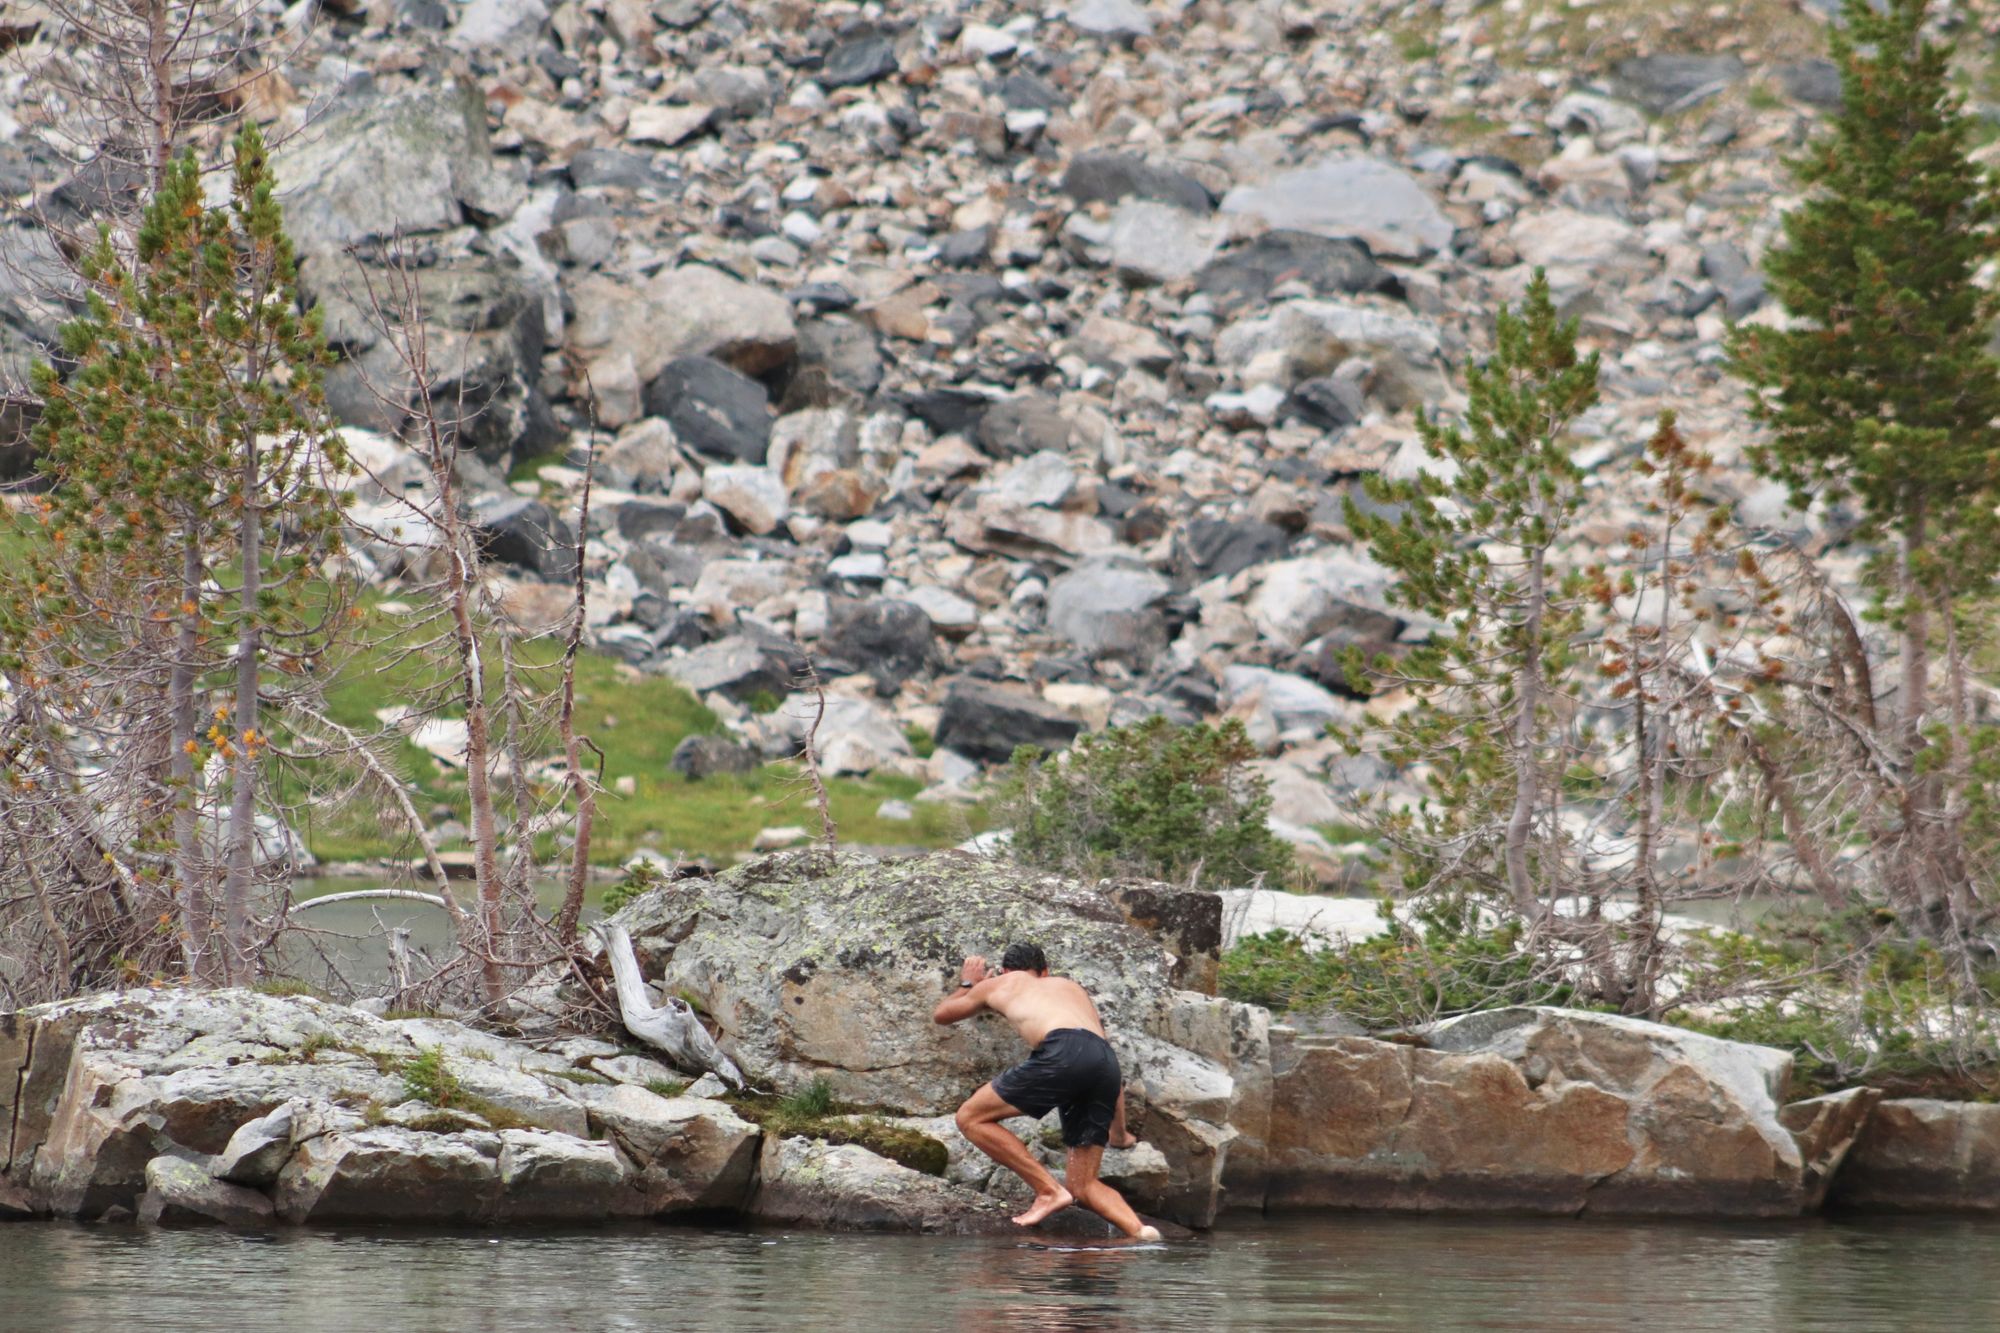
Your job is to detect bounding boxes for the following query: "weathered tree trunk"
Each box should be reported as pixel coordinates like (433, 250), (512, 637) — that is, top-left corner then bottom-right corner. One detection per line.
(170, 533), (209, 979)
(221, 436), (262, 985)
(1505, 544), (1546, 919)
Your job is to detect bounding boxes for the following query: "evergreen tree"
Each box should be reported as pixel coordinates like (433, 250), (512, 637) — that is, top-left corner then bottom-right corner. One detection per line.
(1343, 271), (1600, 920)
(9, 122), (348, 982)
(1728, 0), (2000, 916)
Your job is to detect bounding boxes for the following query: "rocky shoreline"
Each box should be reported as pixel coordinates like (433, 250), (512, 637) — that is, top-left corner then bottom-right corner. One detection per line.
(5, 852), (1995, 1231)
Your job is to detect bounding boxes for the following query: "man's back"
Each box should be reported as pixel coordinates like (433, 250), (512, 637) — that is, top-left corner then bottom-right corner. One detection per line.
(983, 971), (1104, 1047)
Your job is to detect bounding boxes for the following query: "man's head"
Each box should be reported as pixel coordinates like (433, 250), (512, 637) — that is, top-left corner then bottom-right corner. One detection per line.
(1000, 942), (1049, 976)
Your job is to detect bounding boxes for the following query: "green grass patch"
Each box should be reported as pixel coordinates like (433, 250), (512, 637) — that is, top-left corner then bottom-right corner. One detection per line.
(293, 599), (983, 869)
(643, 1076), (686, 1098)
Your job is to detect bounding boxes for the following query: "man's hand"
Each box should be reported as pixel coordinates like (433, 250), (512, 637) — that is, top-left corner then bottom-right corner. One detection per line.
(935, 957), (992, 1025)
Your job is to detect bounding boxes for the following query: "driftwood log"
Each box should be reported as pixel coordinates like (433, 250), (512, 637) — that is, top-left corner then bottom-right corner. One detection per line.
(597, 922), (744, 1088)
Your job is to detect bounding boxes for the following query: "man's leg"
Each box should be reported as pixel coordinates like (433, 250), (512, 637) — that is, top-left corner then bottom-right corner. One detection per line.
(1109, 1087), (1137, 1150)
(954, 1083), (1072, 1226)
(1063, 1145), (1157, 1240)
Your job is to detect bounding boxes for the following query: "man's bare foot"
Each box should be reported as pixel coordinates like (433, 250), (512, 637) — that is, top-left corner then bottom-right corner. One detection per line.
(1108, 1131), (1139, 1150)
(1136, 1225), (1162, 1242)
(1011, 1187), (1073, 1227)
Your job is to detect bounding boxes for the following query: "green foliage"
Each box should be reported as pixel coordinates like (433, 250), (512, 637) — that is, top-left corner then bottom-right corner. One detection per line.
(1219, 898), (1576, 1029)
(1674, 909), (2000, 1098)
(643, 1076), (686, 1098)
(1340, 272), (1601, 910)
(1730, 0), (2000, 590)
(727, 1078), (947, 1175)
(7, 122), (350, 974)
(998, 717), (1294, 887)
(779, 1076), (837, 1120)
(601, 859), (667, 916)
(295, 607), (980, 867)
(400, 1046), (463, 1108)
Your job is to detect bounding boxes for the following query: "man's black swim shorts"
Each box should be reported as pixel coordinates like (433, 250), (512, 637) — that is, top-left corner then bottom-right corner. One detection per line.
(991, 1027), (1121, 1148)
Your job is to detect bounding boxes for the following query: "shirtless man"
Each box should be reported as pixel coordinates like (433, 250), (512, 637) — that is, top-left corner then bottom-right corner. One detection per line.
(932, 942), (1161, 1241)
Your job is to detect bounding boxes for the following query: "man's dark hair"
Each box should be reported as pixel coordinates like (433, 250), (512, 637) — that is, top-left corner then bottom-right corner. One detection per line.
(1001, 942), (1048, 974)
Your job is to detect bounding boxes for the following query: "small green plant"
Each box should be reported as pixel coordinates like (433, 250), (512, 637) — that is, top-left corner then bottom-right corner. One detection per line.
(904, 723), (936, 759)
(602, 858), (667, 915)
(299, 1031), (341, 1062)
(779, 1076), (836, 1120)
(1219, 898), (1574, 1029)
(744, 690), (783, 716)
(400, 1046), (463, 1108)
(644, 1077), (686, 1098)
(544, 1068), (612, 1086)
(998, 717), (1294, 887)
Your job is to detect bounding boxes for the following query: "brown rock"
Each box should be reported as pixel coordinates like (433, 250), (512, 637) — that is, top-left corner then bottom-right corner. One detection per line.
(1264, 1007), (1808, 1217)
(1829, 1098), (2000, 1213)
(1781, 1087), (1882, 1211)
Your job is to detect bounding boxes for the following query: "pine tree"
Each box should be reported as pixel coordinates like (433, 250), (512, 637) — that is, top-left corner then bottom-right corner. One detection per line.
(1728, 0), (2000, 917)
(1344, 271), (1600, 921)
(9, 122), (348, 983)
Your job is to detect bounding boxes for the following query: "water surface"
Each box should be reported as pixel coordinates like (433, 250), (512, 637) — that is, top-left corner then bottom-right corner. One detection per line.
(2, 1213), (1994, 1332)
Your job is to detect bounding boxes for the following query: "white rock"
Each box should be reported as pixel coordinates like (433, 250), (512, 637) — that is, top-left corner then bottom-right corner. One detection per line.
(703, 466), (789, 536)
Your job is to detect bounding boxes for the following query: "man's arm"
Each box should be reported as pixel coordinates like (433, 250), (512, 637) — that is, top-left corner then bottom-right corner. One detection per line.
(932, 956), (999, 1025)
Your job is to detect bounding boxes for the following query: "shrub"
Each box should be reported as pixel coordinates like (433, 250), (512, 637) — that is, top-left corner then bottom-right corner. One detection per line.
(1219, 897), (1574, 1029)
(998, 717), (1294, 887)
(1671, 910), (2000, 1099)
(602, 858), (668, 915)
(400, 1046), (463, 1107)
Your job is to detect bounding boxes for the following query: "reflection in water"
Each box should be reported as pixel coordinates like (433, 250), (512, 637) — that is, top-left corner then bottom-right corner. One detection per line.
(2, 1214), (1998, 1332)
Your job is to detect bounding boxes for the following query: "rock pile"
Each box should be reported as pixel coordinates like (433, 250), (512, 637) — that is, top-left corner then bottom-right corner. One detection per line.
(0, 0), (1921, 871)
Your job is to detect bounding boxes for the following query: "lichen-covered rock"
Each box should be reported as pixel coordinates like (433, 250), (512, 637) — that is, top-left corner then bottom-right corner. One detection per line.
(0, 989), (628, 1221)
(275, 1127), (507, 1224)
(573, 1084), (762, 1214)
(600, 850), (1245, 1224)
(137, 1154), (275, 1227)
(213, 1101), (302, 1188)
(748, 1134), (1171, 1239)
(1829, 1099), (2000, 1213)
(1261, 1008), (1809, 1217)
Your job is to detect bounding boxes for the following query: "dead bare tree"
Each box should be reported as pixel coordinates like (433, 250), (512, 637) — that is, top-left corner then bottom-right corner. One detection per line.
(329, 234), (608, 1016)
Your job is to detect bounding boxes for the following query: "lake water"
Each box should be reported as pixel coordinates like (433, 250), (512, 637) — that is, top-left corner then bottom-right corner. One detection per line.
(2, 1213), (1995, 1332)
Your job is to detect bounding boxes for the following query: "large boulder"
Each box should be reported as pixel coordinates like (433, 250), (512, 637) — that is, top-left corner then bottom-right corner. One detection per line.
(1828, 1098), (2000, 1213)
(933, 678), (1082, 763)
(1044, 557), (1174, 662)
(1259, 1008), (1814, 1217)
(569, 266), (796, 424)
(137, 1153), (276, 1227)
(818, 598), (939, 697)
(602, 850), (1247, 1225)
(1220, 157), (1454, 261)
(271, 81), (521, 260)
(1216, 300), (1450, 410)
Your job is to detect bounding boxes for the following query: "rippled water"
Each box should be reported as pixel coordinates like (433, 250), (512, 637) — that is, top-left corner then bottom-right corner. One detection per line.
(2, 1214), (1996, 1332)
